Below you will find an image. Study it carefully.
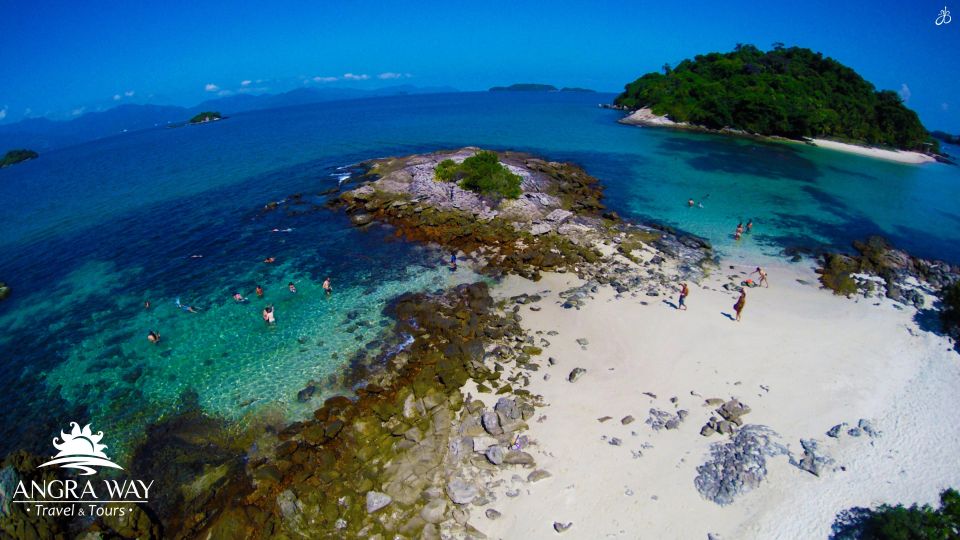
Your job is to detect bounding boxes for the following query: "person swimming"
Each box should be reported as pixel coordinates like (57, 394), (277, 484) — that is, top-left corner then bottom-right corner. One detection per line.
(256, 285), (264, 297)
(288, 282), (297, 294)
(264, 257), (276, 264)
(144, 300), (150, 310)
(688, 198), (695, 207)
(262, 305), (276, 325)
(233, 292), (247, 302)
(175, 297), (198, 313)
(147, 330), (160, 344)
(323, 277), (332, 295)
(746, 219), (753, 232)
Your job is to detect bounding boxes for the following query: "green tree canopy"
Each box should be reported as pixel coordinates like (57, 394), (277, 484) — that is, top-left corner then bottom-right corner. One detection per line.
(614, 45), (937, 152)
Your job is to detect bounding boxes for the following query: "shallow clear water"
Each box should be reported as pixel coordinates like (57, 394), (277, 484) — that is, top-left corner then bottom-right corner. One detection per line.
(1, 91), (958, 457)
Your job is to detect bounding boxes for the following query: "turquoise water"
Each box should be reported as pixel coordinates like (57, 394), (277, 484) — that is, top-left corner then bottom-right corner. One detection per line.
(1, 91), (958, 457)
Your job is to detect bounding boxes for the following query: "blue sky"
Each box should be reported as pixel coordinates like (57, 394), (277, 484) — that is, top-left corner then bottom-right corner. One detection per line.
(1, 0), (958, 130)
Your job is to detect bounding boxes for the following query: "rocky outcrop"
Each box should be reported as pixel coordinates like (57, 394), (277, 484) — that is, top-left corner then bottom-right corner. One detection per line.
(333, 148), (712, 282)
(818, 236), (959, 306)
(694, 425), (789, 506)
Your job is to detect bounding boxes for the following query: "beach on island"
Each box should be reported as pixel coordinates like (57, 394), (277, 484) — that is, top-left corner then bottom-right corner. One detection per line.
(476, 259), (960, 539)
(620, 108), (937, 165)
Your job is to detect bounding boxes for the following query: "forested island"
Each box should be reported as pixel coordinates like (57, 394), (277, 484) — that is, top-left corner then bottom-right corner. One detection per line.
(188, 111), (222, 124)
(615, 45), (937, 152)
(0, 149), (38, 168)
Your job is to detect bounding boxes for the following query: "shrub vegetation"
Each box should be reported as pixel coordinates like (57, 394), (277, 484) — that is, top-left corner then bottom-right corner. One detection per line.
(433, 151), (522, 199)
(830, 488), (960, 539)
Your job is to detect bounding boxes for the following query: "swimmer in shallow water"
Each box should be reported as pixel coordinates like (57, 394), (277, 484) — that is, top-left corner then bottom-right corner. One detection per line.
(256, 285), (264, 297)
(262, 305), (276, 325)
(288, 282), (297, 294)
(147, 330), (160, 344)
(175, 297), (198, 313)
(323, 277), (332, 295)
(233, 292), (247, 302)
(144, 300), (150, 310)
(264, 257), (276, 264)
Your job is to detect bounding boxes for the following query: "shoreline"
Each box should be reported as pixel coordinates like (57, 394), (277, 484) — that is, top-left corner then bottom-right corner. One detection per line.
(619, 108), (937, 165)
(480, 258), (960, 539)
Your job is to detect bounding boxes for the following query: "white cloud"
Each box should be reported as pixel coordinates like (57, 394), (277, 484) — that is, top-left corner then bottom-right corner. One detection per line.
(113, 94), (122, 101)
(312, 76), (338, 83)
(204, 83), (220, 92)
(377, 72), (409, 80)
(71, 107), (86, 116)
(942, 102), (949, 111)
(241, 80), (252, 86)
(124, 90), (135, 97)
(899, 83), (911, 102)
(343, 73), (369, 81)
(0, 107), (6, 120)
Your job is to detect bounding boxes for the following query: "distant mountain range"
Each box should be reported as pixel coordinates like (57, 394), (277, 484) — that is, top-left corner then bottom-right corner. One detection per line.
(0, 84), (458, 151)
(488, 83), (596, 93)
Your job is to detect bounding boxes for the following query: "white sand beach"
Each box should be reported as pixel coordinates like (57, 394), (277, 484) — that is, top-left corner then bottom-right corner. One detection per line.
(620, 109), (936, 164)
(477, 260), (960, 539)
(808, 139), (936, 164)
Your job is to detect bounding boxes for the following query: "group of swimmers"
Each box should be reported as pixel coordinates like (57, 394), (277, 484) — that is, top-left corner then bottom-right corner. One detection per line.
(734, 220), (753, 240)
(145, 275), (335, 343)
(676, 266), (768, 322)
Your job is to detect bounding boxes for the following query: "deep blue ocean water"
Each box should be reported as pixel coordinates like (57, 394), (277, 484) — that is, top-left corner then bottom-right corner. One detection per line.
(1, 91), (958, 458)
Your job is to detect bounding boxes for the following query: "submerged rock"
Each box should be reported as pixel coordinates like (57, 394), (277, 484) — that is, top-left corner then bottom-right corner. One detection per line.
(365, 491), (392, 513)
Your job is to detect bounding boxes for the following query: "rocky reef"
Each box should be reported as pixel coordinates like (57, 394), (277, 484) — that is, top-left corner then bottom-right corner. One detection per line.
(817, 236), (960, 306)
(333, 147), (712, 283)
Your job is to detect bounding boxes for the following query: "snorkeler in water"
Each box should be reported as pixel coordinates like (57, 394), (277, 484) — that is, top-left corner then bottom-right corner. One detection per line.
(175, 297), (199, 313)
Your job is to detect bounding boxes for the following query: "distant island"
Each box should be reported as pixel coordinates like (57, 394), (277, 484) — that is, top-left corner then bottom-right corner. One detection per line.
(932, 130), (960, 145)
(1, 149), (38, 168)
(189, 111), (222, 124)
(489, 83), (596, 93)
(614, 44), (937, 153)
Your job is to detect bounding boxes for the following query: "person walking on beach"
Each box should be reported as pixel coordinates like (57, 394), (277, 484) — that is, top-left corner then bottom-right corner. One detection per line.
(733, 288), (747, 322)
(449, 252), (457, 271)
(323, 277), (332, 295)
(678, 282), (689, 311)
(262, 305), (275, 325)
(751, 266), (769, 288)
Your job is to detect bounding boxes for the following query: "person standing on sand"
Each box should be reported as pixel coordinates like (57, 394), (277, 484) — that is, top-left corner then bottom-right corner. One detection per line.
(678, 282), (689, 311)
(751, 266), (769, 288)
(734, 288), (746, 322)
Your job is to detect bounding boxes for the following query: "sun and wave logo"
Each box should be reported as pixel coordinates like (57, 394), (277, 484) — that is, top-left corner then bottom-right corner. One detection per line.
(38, 422), (124, 475)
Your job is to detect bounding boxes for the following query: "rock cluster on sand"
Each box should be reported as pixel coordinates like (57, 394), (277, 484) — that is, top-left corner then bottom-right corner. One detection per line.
(818, 236), (959, 308)
(699, 399), (751, 437)
(694, 425), (789, 505)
